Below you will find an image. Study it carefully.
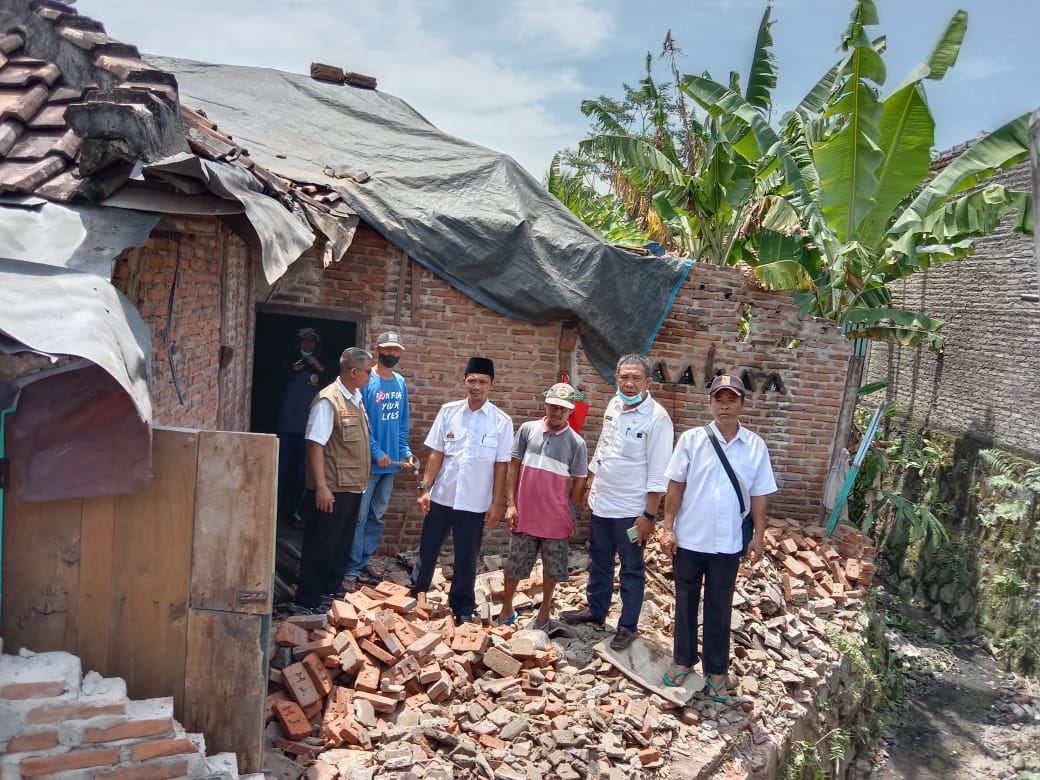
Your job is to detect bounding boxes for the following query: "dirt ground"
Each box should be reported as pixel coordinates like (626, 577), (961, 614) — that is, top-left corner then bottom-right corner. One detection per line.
(854, 591), (1040, 780)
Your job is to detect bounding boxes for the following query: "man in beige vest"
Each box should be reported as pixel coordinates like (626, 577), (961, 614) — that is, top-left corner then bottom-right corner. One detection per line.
(291, 347), (375, 614)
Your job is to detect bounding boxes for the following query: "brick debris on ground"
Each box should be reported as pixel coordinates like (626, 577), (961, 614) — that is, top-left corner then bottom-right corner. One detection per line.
(265, 518), (875, 779)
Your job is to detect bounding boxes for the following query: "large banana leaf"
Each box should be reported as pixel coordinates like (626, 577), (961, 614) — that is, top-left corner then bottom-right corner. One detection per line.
(915, 184), (1027, 239)
(578, 135), (687, 191)
(858, 82), (934, 247)
(893, 112), (1033, 231)
(814, 59), (884, 242)
(843, 307), (944, 333)
(683, 75), (830, 242)
(579, 100), (629, 136)
(755, 259), (814, 291)
(745, 6), (777, 113)
(922, 10), (967, 80)
(790, 56), (848, 118)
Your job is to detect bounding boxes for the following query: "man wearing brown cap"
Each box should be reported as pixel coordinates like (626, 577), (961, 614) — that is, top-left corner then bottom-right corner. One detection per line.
(410, 356), (514, 624)
(497, 382), (588, 630)
(342, 331), (417, 592)
(659, 374), (777, 702)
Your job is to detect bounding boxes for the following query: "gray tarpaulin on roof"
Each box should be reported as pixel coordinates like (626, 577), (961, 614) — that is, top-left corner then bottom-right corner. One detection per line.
(0, 257), (153, 500)
(141, 153), (315, 284)
(0, 197), (159, 278)
(0, 257), (152, 422)
(151, 56), (692, 380)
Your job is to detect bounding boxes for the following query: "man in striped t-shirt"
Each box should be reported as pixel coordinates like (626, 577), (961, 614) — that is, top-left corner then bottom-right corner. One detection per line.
(497, 382), (588, 630)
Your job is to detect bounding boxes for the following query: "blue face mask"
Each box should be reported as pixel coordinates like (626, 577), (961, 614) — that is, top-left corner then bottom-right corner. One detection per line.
(300, 351), (313, 359)
(616, 389), (643, 405)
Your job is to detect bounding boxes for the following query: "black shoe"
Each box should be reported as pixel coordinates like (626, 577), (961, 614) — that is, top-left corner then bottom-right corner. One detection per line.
(610, 626), (638, 651)
(559, 608), (605, 628)
(455, 614), (474, 626)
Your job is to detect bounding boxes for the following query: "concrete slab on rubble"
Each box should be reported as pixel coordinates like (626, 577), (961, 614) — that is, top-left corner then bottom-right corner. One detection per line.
(593, 635), (704, 707)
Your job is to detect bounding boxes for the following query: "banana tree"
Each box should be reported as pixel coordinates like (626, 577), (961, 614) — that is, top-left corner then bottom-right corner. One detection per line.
(684, 0), (1033, 349)
(546, 154), (650, 248)
(573, 6), (799, 264)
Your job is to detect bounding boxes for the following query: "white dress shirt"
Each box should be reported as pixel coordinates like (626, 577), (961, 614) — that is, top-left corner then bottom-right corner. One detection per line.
(588, 392), (674, 518)
(304, 378), (363, 445)
(426, 398), (513, 513)
(665, 422), (778, 554)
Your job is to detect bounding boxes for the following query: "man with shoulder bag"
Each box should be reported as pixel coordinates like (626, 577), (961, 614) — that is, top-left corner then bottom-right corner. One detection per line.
(658, 375), (777, 702)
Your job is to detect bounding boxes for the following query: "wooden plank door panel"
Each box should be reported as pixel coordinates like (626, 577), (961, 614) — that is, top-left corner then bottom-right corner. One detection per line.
(183, 609), (266, 774)
(190, 431), (276, 615)
(107, 428), (197, 711)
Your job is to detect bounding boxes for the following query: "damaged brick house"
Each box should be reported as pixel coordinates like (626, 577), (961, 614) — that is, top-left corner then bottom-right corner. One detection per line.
(0, 0), (853, 767)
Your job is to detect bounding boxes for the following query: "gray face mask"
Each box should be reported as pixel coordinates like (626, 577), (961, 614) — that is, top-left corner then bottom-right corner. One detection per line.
(378, 353), (400, 368)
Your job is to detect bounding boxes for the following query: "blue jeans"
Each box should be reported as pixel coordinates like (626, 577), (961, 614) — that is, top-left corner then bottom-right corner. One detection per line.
(587, 514), (646, 632)
(410, 501), (485, 621)
(344, 472), (396, 577)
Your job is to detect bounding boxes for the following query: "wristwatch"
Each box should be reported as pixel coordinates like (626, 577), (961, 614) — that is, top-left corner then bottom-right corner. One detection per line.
(642, 511), (657, 523)
(418, 482), (432, 492)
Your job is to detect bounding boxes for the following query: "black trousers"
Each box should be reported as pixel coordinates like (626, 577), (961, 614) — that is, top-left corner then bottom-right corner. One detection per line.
(672, 548), (741, 676)
(296, 489), (362, 607)
(410, 502), (486, 621)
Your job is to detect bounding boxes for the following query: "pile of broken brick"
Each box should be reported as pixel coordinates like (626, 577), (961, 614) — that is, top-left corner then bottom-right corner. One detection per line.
(265, 518), (876, 779)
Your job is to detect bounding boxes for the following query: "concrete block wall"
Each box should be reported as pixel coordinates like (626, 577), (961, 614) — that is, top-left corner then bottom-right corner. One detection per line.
(0, 645), (243, 780)
(864, 159), (1040, 457)
(268, 225), (851, 552)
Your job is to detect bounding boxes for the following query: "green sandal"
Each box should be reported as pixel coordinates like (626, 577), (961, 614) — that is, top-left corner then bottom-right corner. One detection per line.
(662, 663), (693, 687)
(703, 676), (729, 703)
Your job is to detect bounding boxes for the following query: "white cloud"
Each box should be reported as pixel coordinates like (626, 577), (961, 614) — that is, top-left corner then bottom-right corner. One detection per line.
(502, 0), (615, 58)
(74, 0), (594, 174)
(954, 55), (1014, 82)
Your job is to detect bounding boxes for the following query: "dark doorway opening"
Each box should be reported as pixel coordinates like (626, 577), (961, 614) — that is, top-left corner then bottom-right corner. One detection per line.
(250, 308), (359, 434)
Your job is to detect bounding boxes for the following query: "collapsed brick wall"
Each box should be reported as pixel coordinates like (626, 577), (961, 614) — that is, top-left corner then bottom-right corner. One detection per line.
(111, 216), (256, 432)
(864, 159), (1040, 458)
(269, 226), (851, 553)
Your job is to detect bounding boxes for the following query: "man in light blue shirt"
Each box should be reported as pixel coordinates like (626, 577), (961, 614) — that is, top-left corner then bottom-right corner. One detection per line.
(343, 332), (417, 591)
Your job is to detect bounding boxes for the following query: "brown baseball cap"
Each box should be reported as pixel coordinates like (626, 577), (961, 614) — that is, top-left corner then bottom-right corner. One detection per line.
(708, 374), (746, 398)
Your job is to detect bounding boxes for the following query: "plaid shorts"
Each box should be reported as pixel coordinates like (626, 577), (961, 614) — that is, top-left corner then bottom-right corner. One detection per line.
(504, 532), (570, 583)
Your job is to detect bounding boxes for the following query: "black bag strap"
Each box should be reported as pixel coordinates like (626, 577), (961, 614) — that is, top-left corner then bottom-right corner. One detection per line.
(703, 425), (747, 517)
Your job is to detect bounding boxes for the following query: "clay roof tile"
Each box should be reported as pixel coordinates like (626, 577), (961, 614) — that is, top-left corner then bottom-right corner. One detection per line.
(0, 84), (49, 123)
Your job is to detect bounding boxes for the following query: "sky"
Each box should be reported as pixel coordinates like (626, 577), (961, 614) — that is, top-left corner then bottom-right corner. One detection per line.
(77, 0), (1039, 179)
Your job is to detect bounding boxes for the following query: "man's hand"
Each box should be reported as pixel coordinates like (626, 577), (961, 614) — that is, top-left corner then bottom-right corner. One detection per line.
(747, 535), (764, 564)
(660, 529), (677, 559)
(417, 490), (431, 516)
(504, 505), (518, 531)
(405, 455), (419, 474)
(377, 454), (392, 468)
(306, 356), (325, 372)
(635, 514), (656, 544)
(315, 485), (334, 513)
(485, 503), (504, 528)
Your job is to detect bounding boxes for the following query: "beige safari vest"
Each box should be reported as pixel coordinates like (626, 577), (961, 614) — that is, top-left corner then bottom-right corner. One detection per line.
(305, 382), (371, 493)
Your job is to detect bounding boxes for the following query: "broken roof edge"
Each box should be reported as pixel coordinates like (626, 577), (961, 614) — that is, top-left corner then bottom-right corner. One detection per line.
(0, 256), (153, 424)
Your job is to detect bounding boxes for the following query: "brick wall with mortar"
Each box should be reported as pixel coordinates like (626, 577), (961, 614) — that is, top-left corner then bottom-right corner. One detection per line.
(111, 216), (256, 432)
(0, 646), (244, 780)
(863, 160), (1040, 457)
(269, 225), (851, 554)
